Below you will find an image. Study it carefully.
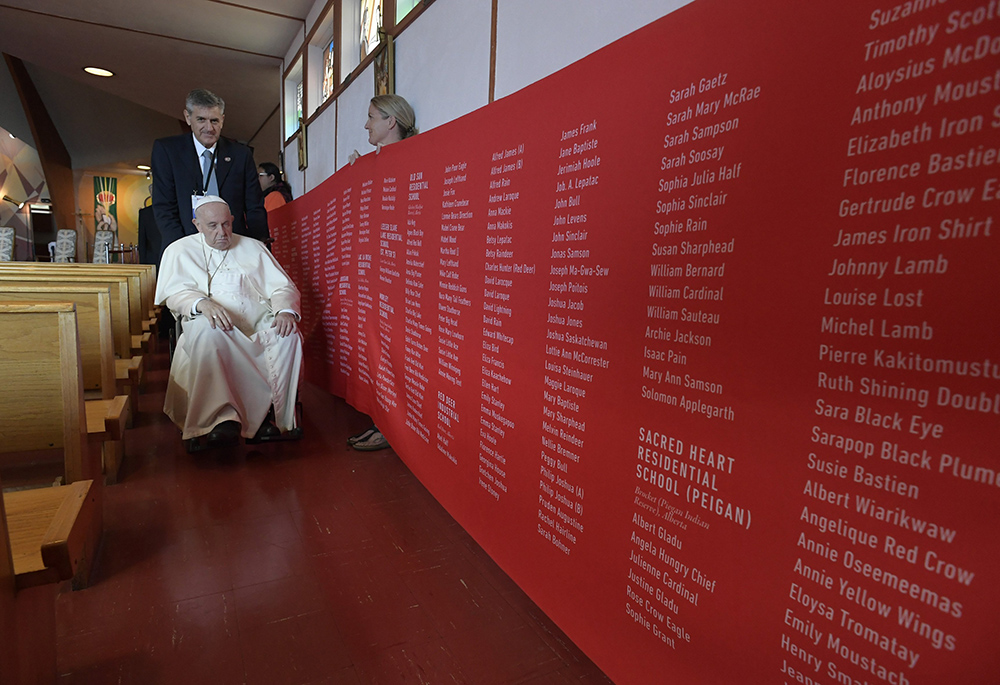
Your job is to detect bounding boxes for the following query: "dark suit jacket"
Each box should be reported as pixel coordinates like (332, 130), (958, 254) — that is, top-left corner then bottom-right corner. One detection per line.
(137, 205), (162, 268)
(150, 134), (268, 258)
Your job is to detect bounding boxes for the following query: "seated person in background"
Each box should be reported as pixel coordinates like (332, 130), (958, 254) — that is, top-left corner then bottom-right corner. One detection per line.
(155, 195), (303, 447)
(258, 162), (294, 211)
(347, 93), (419, 451)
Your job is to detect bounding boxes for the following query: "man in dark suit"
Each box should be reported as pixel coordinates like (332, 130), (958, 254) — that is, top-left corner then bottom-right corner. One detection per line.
(151, 88), (268, 261)
(137, 205), (161, 266)
(137, 184), (162, 267)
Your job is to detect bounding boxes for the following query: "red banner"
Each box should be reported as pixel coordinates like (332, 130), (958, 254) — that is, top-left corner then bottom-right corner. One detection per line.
(268, 1), (1000, 682)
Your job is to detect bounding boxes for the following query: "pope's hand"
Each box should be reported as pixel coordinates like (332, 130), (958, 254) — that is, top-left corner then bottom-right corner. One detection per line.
(271, 311), (299, 337)
(196, 299), (233, 331)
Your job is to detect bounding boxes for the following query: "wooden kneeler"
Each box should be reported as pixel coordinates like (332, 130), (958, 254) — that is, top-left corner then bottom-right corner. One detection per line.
(0, 472), (95, 684)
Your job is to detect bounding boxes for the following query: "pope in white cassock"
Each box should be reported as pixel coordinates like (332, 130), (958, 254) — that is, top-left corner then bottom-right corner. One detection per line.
(155, 195), (303, 446)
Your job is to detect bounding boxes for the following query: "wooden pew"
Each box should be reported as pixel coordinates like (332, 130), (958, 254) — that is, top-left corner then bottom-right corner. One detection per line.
(0, 303), (93, 481)
(0, 302), (111, 591)
(0, 282), (141, 404)
(0, 302), (117, 528)
(44, 263), (159, 340)
(0, 273), (144, 392)
(62, 263), (157, 315)
(0, 287), (133, 483)
(97, 264), (157, 320)
(0, 285), (116, 398)
(54, 264), (157, 333)
(0, 263), (158, 335)
(1, 473), (97, 684)
(0, 266), (151, 354)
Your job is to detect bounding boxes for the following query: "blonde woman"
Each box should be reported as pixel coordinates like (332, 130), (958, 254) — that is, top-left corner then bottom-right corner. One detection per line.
(347, 94), (417, 450)
(348, 94), (418, 164)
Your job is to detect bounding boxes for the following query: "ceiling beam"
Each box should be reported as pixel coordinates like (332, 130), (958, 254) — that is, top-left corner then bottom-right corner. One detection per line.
(206, 0), (306, 23)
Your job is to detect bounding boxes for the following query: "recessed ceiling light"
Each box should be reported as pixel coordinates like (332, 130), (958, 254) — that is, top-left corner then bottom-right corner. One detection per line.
(7, 133), (14, 139)
(83, 66), (114, 77)
(137, 164), (151, 171)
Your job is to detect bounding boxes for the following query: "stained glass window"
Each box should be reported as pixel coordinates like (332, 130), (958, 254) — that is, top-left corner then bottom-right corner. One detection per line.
(360, 0), (382, 60)
(321, 38), (336, 102)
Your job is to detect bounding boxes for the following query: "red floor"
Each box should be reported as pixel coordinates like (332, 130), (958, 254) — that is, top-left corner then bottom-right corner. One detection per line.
(54, 349), (614, 684)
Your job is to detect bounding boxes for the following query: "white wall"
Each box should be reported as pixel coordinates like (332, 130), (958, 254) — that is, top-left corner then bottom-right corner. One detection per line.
(335, 62), (376, 172)
(284, 138), (304, 200)
(305, 95), (338, 193)
(283, 0), (689, 195)
(494, 0), (694, 99)
(394, 0), (492, 133)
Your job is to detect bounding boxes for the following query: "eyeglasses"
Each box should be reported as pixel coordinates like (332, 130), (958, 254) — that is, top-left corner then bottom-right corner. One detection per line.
(258, 173), (268, 176)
